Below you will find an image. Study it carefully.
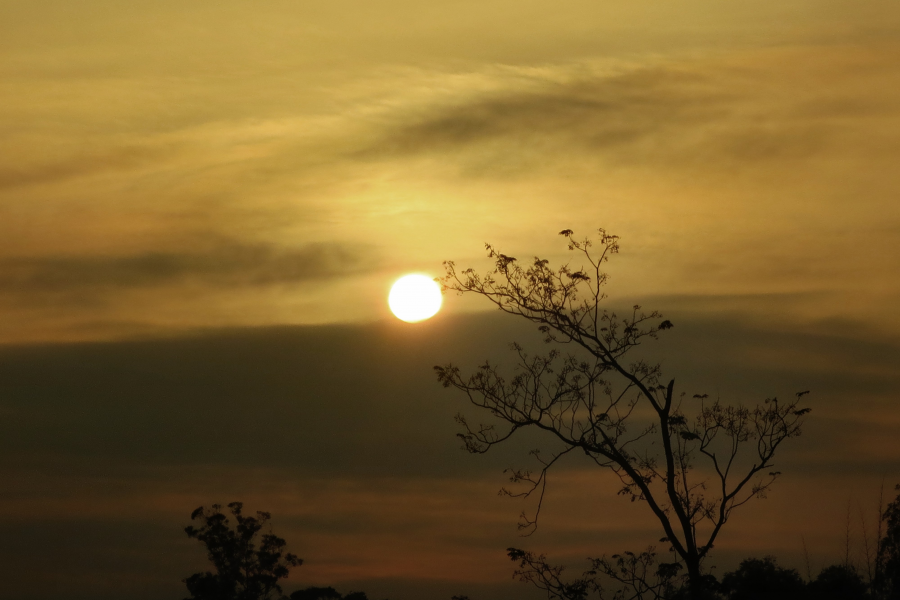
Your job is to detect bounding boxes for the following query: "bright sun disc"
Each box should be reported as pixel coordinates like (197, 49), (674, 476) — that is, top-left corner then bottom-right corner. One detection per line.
(389, 274), (442, 323)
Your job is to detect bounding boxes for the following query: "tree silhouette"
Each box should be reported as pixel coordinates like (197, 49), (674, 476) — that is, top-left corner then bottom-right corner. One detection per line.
(290, 589), (373, 600)
(183, 501), (302, 600)
(290, 587), (378, 600)
(435, 229), (810, 599)
(720, 556), (806, 600)
(877, 484), (900, 599)
(808, 564), (867, 600)
(289, 587), (342, 600)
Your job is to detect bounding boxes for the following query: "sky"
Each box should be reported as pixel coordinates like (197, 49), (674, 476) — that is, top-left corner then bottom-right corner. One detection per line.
(1, 1), (900, 598)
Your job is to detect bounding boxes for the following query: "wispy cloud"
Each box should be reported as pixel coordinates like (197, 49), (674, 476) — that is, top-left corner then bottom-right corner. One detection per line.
(0, 145), (169, 190)
(361, 67), (722, 159)
(360, 45), (900, 173)
(0, 241), (378, 296)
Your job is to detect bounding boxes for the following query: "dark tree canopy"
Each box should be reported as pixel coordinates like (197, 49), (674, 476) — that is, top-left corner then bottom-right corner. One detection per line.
(289, 587), (343, 600)
(290, 588), (373, 600)
(720, 556), (806, 600)
(436, 229), (810, 599)
(808, 565), (867, 600)
(184, 501), (302, 600)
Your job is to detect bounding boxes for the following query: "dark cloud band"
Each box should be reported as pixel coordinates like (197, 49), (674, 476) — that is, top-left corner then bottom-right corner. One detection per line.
(0, 240), (379, 295)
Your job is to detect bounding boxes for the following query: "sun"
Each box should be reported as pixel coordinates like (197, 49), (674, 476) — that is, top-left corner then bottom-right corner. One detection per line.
(388, 274), (442, 323)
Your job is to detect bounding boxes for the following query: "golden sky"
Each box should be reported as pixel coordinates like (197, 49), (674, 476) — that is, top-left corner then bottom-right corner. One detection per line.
(2, 2), (900, 599)
(2, 0), (900, 343)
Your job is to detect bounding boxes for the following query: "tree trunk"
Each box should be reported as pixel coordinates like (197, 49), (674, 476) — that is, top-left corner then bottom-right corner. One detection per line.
(686, 556), (705, 600)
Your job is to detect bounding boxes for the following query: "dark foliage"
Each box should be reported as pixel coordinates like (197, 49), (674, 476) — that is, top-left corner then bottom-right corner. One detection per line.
(289, 587), (374, 600)
(720, 557), (806, 600)
(290, 588), (343, 600)
(877, 484), (900, 599)
(808, 565), (867, 600)
(183, 501), (302, 600)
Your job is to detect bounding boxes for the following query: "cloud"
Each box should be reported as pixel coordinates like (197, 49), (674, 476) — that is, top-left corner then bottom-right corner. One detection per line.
(0, 145), (168, 190)
(0, 240), (379, 296)
(0, 313), (529, 478)
(358, 45), (900, 173)
(0, 307), (897, 479)
(3, 44), (898, 345)
(364, 67), (717, 156)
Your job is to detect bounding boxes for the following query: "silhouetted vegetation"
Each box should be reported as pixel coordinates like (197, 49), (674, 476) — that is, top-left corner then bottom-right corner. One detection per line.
(877, 484), (900, 599)
(499, 549), (892, 600)
(808, 564), (868, 600)
(178, 486), (900, 599)
(496, 489), (900, 600)
(289, 586), (342, 600)
(436, 229), (811, 599)
(720, 556), (806, 600)
(183, 502), (302, 600)
(290, 587), (372, 600)
(182, 502), (390, 600)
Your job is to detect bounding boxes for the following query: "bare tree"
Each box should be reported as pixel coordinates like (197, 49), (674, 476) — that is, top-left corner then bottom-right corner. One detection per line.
(845, 498), (855, 570)
(861, 499), (876, 586)
(435, 229), (810, 599)
(801, 535), (814, 583)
